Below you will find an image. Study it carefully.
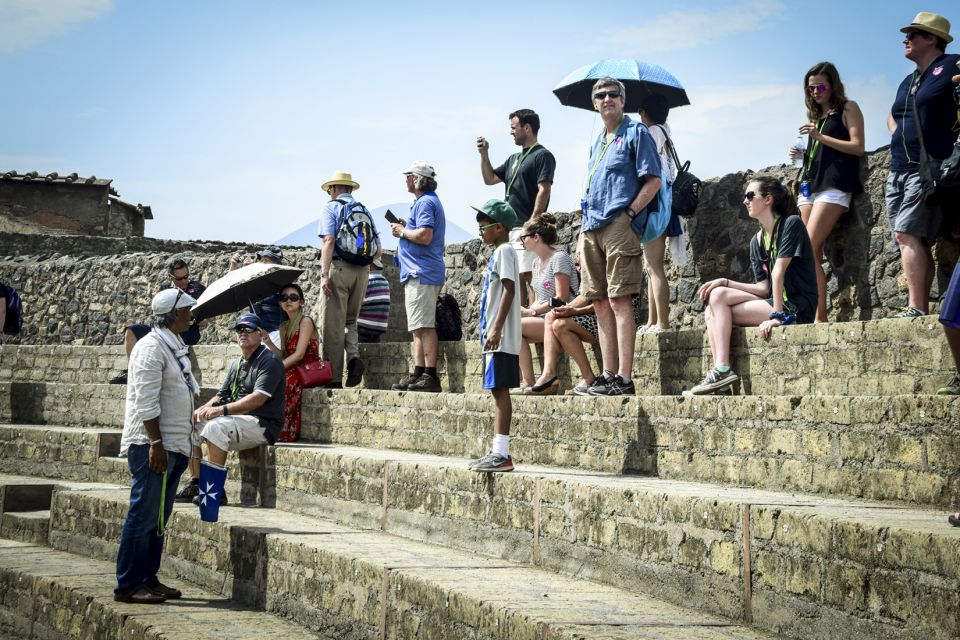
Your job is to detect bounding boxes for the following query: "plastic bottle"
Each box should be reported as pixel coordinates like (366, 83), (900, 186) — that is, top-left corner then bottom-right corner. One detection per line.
(792, 135), (806, 168)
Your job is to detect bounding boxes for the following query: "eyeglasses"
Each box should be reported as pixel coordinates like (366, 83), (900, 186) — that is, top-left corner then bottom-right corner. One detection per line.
(235, 326), (258, 334)
(905, 31), (930, 40)
(518, 233), (533, 242)
(478, 222), (499, 232)
(806, 83), (828, 94)
(172, 274), (189, 282)
(593, 91), (622, 101)
(278, 293), (301, 302)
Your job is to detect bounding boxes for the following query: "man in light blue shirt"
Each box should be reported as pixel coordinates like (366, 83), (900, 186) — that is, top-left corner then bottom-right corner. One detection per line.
(390, 161), (446, 392)
(579, 76), (661, 397)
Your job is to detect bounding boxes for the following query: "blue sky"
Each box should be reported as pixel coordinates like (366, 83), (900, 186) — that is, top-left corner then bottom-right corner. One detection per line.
(2, 1), (957, 244)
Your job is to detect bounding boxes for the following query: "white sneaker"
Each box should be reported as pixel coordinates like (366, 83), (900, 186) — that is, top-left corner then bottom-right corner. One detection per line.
(509, 382), (531, 395)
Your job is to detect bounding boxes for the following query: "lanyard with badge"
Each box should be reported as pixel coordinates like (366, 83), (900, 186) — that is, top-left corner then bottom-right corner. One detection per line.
(582, 118), (625, 210)
(799, 117), (827, 197)
(505, 143), (539, 199)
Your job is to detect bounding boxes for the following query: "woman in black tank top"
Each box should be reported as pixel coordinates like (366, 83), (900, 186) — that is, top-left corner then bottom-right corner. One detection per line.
(788, 62), (865, 323)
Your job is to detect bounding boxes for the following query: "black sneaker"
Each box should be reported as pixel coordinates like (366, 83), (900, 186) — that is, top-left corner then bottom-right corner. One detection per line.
(577, 373), (612, 396)
(392, 372), (421, 391)
(108, 370), (128, 385)
(407, 373), (442, 393)
(174, 479), (199, 503)
(588, 375), (635, 396)
(192, 490), (227, 507)
(345, 357), (365, 388)
(691, 368), (738, 395)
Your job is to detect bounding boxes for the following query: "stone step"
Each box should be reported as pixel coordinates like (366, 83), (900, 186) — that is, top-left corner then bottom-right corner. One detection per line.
(0, 538), (329, 639)
(0, 424), (121, 481)
(316, 390), (960, 508)
(0, 510), (49, 544)
(2, 315), (954, 397)
(267, 443), (960, 640)
(28, 481), (780, 640)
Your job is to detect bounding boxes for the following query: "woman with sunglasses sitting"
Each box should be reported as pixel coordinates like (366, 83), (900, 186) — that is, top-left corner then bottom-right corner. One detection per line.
(690, 177), (817, 395)
(789, 62), (864, 322)
(263, 283), (320, 441)
(515, 214), (579, 395)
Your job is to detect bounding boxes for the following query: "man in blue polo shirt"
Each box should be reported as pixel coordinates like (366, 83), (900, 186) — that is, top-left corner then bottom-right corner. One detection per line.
(579, 76), (661, 397)
(390, 161), (446, 393)
(886, 12), (960, 318)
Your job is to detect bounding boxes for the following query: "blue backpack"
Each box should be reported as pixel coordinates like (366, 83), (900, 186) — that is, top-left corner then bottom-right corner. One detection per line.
(2, 283), (23, 335)
(334, 199), (380, 266)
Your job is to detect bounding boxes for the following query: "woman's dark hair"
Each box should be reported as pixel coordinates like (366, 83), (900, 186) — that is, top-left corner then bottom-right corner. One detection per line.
(640, 93), (669, 125)
(752, 176), (800, 218)
(522, 213), (559, 245)
(804, 61), (848, 120)
(279, 283), (305, 302)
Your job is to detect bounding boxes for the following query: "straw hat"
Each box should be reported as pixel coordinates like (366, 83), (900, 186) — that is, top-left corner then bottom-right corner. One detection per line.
(900, 12), (952, 44)
(321, 171), (360, 191)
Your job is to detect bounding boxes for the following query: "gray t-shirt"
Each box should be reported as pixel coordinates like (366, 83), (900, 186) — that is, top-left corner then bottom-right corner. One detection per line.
(218, 344), (285, 444)
(531, 250), (579, 307)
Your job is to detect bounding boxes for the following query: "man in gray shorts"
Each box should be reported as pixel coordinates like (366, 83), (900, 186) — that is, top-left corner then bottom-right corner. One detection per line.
(191, 313), (284, 504)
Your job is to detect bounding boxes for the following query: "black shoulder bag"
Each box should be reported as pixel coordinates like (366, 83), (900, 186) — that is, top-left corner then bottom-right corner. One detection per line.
(657, 125), (702, 218)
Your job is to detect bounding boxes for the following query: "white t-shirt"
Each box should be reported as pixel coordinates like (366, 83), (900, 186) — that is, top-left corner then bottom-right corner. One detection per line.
(478, 242), (521, 355)
(650, 123), (678, 181)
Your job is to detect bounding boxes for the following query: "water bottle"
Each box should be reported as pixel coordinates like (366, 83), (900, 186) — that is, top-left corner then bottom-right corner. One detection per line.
(792, 135), (806, 167)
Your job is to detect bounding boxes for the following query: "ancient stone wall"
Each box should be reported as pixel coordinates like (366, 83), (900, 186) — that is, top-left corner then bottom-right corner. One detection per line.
(1, 147), (957, 345)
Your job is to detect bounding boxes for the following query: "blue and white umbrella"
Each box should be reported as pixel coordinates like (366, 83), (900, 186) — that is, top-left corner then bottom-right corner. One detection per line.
(553, 58), (690, 112)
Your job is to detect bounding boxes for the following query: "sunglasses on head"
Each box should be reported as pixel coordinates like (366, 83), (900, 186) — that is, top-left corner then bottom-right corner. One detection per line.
(278, 293), (301, 302)
(806, 83), (828, 94)
(593, 90), (622, 101)
(235, 326), (258, 334)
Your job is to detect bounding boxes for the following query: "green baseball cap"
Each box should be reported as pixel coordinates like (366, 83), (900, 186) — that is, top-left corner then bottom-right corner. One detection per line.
(472, 199), (517, 229)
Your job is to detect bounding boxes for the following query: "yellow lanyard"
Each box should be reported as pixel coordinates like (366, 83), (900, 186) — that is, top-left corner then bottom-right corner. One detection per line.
(505, 143), (539, 199)
(585, 118), (623, 194)
(803, 116), (828, 177)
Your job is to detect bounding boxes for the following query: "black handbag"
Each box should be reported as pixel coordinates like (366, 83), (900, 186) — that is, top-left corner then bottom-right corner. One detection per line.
(938, 136), (960, 189)
(658, 126), (702, 218)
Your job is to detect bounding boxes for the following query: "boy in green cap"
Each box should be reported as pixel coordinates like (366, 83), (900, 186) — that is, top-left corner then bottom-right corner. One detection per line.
(470, 199), (522, 472)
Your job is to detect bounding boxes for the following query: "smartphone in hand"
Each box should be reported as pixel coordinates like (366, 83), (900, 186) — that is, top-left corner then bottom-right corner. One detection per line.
(384, 209), (400, 225)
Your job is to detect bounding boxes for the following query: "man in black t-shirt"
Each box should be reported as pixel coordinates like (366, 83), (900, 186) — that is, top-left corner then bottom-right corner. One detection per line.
(477, 109), (556, 305)
(886, 12), (960, 318)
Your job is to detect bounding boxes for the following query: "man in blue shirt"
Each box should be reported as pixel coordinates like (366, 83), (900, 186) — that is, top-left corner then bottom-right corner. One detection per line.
(318, 171), (376, 388)
(579, 77), (661, 397)
(390, 161), (446, 392)
(886, 12), (960, 318)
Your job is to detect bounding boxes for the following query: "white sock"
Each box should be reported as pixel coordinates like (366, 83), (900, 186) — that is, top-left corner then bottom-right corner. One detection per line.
(492, 434), (510, 458)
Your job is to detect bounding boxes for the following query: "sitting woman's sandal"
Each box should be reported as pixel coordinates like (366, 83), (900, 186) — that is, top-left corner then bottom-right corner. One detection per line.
(948, 513), (960, 527)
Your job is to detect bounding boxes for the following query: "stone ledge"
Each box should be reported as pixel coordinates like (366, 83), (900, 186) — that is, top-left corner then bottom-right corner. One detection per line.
(0, 425), (120, 482)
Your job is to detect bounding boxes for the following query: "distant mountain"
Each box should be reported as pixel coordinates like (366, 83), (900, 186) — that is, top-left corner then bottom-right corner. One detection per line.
(274, 202), (475, 251)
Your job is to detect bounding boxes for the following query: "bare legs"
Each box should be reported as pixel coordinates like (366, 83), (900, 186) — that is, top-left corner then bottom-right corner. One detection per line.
(412, 327), (438, 368)
(800, 202), (846, 322)
(518, 318), (545, 387)
(491, 388), (511, 436)
(594, 295), (635, 379)
(643, 236), (670, 329)
(895, 231), (935, 313)
(704, 286), (773, 366)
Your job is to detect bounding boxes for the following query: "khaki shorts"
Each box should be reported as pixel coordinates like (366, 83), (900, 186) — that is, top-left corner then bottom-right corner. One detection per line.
(200, 414), (268, 452)
(579, 212), (644, 300)
(404, 278), (441, 330)
(509, 227), (537, 273)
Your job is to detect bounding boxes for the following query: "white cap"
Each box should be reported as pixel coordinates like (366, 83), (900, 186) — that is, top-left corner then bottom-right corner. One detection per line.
(403, 160), (436, 179)
(151, 288), (197, 314)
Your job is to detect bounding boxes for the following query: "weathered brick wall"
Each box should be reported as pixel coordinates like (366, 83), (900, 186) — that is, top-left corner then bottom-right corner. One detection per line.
(0, 180), (108, 235)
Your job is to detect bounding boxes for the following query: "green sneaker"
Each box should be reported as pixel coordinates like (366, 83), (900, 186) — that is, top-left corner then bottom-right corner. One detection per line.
(937, 374), (960, 395)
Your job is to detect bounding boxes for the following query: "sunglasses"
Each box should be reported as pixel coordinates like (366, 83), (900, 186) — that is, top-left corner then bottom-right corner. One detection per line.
(166, 288), (185, 313)
(278, 293), (301, 302)
(478, 222), (499, 232)
(806, 83), (828, 94)
(235, 326), (258, 334)
(593, 91), (622, 101)
(905, 31), (930, 41)
(172, 274), (189, 282)
(744, 191), (759, 201)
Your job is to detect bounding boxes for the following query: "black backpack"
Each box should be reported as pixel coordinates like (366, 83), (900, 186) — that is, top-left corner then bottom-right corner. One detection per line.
(657, 125), (702, 218)
(435, 293), (462, 341)
(333, 198), (380, 266)
(1, 283), (23, 335)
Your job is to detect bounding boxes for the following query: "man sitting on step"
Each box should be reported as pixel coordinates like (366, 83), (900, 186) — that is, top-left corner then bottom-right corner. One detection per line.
(191, 312), (285, 505)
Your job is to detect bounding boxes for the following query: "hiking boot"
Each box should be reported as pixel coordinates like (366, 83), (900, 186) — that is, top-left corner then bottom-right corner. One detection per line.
(174, 479), (199, 503)
(691, 368), (739, 395)
(407, 373), (442, 393)
(893, 306), (924, 319)
(469, 452), (514, 473)
(392, 372), (421, 391)
(578, 373), (612, 396)
(108, 370), (128, 384)
(588, 375), (636, 396)
(937, 373), (960, 396)
(345, 357), (365, 388)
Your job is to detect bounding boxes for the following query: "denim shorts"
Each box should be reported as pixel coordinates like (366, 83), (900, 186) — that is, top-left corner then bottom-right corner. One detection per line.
(886, 170), (941, 247)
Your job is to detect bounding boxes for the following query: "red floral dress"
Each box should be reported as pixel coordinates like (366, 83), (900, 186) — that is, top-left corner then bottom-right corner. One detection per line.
(279, 321), (320, 442)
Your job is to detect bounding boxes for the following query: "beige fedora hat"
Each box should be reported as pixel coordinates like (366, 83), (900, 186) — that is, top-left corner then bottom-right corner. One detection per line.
(321, 170), (360, 191)
(900, 12), (952, 44)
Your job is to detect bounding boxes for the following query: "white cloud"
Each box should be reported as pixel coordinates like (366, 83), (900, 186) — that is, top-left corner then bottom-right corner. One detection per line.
(600, 0), (785, 55)
(0, 0), (113, 54)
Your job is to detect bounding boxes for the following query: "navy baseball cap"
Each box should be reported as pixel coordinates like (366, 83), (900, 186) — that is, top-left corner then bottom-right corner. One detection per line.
(235, 313), (262, 330)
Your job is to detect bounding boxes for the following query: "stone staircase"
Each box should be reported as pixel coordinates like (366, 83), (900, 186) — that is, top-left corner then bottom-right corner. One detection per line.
(0, 316), (957, 639)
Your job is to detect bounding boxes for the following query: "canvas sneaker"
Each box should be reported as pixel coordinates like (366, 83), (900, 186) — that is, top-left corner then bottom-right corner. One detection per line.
(391, 372), (421, 391)
(893, 306), (924, 319)
(588, 375), (636, 396)
(407, 373), (442, 393)
(174, 479), (200, 503)
(691, 368), (739, 395)
(579, 373), (613, 396)
(345, 357), (365, 388)
(937, 373), (960, 396)
(469, 452), (514, 473)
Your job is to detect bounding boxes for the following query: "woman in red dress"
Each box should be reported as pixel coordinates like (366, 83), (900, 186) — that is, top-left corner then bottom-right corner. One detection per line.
(263, 283), (320, 442)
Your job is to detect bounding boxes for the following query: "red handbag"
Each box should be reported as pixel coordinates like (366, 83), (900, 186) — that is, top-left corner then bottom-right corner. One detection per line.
(295, 360), (333, 388)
